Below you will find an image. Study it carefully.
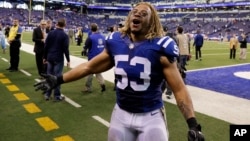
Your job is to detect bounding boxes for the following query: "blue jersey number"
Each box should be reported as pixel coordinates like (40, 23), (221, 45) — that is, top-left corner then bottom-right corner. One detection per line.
(115, 55), (151, 91)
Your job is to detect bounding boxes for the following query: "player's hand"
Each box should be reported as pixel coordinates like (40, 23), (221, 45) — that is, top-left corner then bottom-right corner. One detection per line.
(188, 124), (205, 141)
(34, 74), (58, 94)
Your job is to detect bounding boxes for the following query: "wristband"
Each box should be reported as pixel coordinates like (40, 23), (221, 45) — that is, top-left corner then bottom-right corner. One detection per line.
(187, 117), (198, 129)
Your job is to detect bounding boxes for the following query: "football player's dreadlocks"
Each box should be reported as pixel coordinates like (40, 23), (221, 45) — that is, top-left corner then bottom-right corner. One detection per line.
(120, 2), (165, 39)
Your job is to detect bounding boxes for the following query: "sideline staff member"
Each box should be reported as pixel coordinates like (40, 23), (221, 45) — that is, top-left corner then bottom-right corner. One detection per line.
(7, 19), (23, 72)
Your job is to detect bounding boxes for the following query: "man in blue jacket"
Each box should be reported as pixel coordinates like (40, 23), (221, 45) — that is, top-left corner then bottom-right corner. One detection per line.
(193, 29), (204, 61)
(43, 18), (70, 101)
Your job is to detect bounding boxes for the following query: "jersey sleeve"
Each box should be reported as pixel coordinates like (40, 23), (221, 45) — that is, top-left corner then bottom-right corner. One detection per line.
(105, 32), (117, 54)
(156, 36), (179, 62)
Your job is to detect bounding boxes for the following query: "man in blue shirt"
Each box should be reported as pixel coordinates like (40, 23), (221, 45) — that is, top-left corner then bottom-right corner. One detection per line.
(193, 29), (204, 61)
(35, 2), (204, 141)
(81, 23), (106, 93)
(43, 18), (70, 101)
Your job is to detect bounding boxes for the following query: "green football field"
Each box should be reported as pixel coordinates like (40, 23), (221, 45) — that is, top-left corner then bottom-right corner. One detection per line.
(0, 32), (249, 141)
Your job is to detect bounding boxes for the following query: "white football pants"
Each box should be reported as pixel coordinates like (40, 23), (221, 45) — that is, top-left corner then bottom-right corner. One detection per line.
(108, 104), (169, 141)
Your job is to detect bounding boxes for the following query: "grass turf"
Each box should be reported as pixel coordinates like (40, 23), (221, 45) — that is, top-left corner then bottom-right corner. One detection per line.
(0, 32), (249, 141)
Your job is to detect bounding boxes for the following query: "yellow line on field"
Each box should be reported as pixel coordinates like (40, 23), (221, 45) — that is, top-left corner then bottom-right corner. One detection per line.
(23, 103), (41, 113)
(0, 78), (11, 84)
(6, 85), (19, 91)
(54, 135), (75, 141)
(0, 70), (75, 140)
(36, 116), (59, 131)
(0, 73), (6, 77)
(14, 93), (30, 101)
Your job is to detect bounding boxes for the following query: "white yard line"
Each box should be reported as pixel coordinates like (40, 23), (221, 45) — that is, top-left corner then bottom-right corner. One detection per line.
(20, 69), (32, 76)
(21, 43), (250, 124)
(61, 94), (82, 108)
(1, 57), (8, 62)
(92, 115), (110, 127)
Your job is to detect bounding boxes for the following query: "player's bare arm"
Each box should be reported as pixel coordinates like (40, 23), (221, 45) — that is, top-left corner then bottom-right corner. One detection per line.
(63, 49), (113, 83)
(160, 56), (195, 120)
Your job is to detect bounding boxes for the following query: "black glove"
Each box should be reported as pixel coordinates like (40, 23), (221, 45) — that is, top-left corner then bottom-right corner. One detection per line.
(187, 118), (205, 141)
(188, 124), (204, 141)
(34, 74), (63, 94)
(81, 49), (87, 56)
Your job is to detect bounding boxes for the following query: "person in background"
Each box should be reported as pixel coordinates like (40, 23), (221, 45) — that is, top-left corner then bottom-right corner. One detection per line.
(0, 24), (6, 54)
(161, 25), (175, 99)
(46, 20), (54, 34)
(229, 34), (238, 59)
(32, 20), (47, 78)
(4, 25), (10, 38)
(175, 26), (189, 83)
(193, 29), (204, 61)
(68, 28), (75, 45)
(6, 19), (23, 72)
(81, 23), (106, 93)
(35, 2), (204, 141)
(239, 33), (247, 60)
(43, 18), (70, 101)
(76, 27), (83, 46)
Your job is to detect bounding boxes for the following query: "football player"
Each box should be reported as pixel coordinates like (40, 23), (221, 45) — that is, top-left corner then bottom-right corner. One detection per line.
(35, 2), (204, 141)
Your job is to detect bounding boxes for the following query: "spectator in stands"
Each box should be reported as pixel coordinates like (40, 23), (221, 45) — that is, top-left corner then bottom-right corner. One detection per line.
(239, 33), (247, 60)
(6, 19), (23, 72)
(32, 20), (47, 78)
(43, 18), (70, 101)
(193, 29), (204, 61)
(229, 34), (238, 59)
(81, 23), (106, 93)
(0, 24), (6, 54)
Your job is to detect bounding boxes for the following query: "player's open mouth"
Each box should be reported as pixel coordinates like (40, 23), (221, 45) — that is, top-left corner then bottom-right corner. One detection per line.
(132, 19), (141, 25)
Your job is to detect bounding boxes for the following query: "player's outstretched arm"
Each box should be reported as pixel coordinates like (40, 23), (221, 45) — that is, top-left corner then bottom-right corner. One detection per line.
(34, 49), (113, 93)
(160, 56), (205, 141)
(63, 49), (113, 82)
